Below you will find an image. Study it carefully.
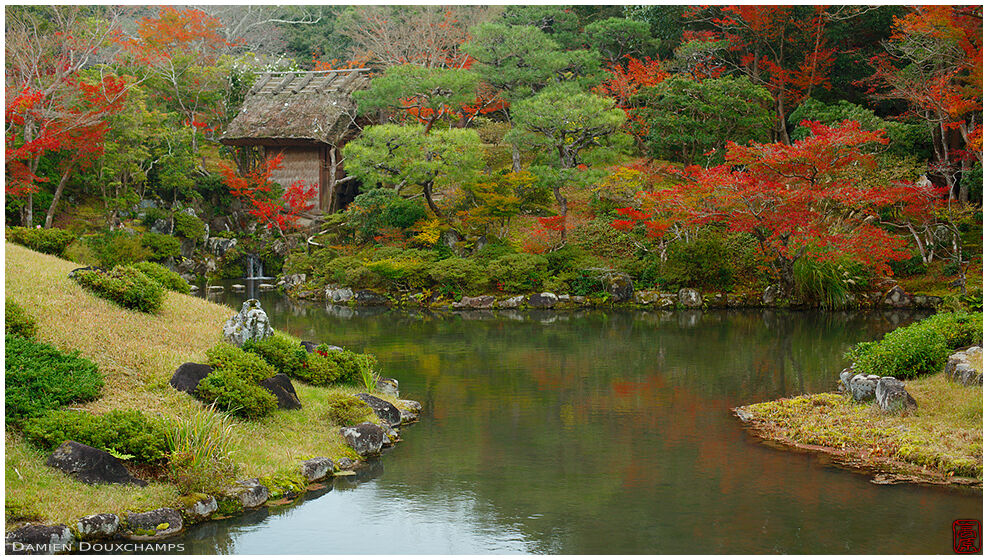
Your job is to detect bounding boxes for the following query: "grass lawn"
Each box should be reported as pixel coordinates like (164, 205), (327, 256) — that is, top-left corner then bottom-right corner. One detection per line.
(5, 242), (397, 526)
(737, 373), (983, 484)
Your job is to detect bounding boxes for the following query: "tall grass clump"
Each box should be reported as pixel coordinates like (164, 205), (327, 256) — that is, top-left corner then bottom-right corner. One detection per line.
(165, 404), (239, 494)
(793, 257), (856, 309)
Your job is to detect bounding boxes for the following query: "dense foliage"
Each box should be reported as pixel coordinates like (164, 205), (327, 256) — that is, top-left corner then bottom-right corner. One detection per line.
(131, 261), (191, 294)
(6, 227), (76, 257)
(72, 265), (167, 313)
(5, 334), (103, 424)
(5, 298), (38, 339)
(22, 409), (170, 463)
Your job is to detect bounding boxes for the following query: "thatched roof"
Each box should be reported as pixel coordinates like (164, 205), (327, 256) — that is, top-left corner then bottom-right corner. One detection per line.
(220, 69), (370, 146)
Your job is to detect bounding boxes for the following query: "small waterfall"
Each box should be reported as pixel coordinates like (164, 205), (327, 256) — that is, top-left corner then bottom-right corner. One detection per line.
(245, 254), (264, 280)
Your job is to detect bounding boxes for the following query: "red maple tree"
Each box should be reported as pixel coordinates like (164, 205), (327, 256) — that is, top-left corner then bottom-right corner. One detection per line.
(220, 154), (318, 236)
(612, 121), (926, 296)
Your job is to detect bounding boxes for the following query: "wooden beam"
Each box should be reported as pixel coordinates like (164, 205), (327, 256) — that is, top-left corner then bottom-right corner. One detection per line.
(249, 73), (272, 95)
(270, 73), (296, 95)
(292, 72), (315, 94)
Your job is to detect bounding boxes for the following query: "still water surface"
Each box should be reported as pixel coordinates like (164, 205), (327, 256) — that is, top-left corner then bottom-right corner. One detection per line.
(176, 291), (980, 554)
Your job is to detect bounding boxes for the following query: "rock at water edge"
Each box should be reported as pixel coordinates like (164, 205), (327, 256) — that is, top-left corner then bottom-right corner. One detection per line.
(76, 514), (120, 540)
(5, 525), (74, 554)
(124, 508), (183, 539)
(849, 374), (880, 402)
(47, 441), (146, 486)
(339, 422), (385, 457)
(356, 393), (402, 427)
(301, 457), (335, 482)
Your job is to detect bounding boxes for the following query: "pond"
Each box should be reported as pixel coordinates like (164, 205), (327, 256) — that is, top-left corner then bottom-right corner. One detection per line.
(176, 288), (980, 554)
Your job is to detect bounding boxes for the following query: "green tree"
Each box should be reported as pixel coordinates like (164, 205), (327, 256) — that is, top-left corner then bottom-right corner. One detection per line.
(788, 99), (932, 160)
(342, 124), (484, 220)
(633, 75), (774, 165)
(584, 17), (655, 66)
(508, 86), (625, 216)
(499, 6), (582, 50)
(354, 64), (480, 132)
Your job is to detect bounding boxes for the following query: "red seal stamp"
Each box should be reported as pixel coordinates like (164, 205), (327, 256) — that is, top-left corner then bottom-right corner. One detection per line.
(953, 519), (981, 554)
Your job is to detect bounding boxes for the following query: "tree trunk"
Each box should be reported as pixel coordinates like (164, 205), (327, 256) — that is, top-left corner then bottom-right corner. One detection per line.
(44, 168), (73, 229)
(553, 186), (568, 243)
(511, 144), (521, 172)
(775, 255), (796, 299)
(422, 179), (442, 218)
(23, 193), (33, 227)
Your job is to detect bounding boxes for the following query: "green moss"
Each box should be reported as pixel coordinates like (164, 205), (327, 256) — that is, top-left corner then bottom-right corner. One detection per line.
(214, 498), (243, 517)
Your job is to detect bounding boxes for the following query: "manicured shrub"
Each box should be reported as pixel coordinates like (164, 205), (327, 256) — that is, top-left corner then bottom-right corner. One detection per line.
(846, 322), (949, 379)
(325, 390), (374, 426)
(72, 265), (166, 313)
(243, 336), (346, 386)
(131, 261), (191, 294)
(6, 226), (76, 256)
(205, 343), (276, 382)
(140, 208), (169, 228)
(172, 212), (206, 241)
(364, 256), (432, 291)
(428, 257), (488, 294)
(63, 238), (99, 266)
(140, 232), (182, 261)
(662, 234), (733, 290)
(345, 189), (427, 241)
(5, 334), (103, 425)
(918, 312), (983, 348)
(486, 253), (548, 292)
(5, 298), (37, 339)
(324, 349), (377, 385)
(22, 409), (170, 463)
(195, 370), (278, 420)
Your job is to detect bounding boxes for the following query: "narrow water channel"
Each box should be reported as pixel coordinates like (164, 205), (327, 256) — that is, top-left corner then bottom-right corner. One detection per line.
(176, 290), (980, 554)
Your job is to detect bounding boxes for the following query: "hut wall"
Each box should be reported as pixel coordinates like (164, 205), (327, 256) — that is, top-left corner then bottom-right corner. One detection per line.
(264, 146), (322, 209)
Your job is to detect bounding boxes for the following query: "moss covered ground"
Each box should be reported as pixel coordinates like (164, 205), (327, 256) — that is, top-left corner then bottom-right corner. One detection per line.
(737, 373), (983, 485)
(5, 242), (395, 525)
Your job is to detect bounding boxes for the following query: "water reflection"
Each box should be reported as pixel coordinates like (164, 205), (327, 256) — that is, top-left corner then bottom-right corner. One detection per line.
(182, 290), (977, 554)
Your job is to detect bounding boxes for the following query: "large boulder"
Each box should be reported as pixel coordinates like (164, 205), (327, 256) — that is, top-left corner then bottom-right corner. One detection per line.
(169, 363), (213, 395)
(356, 393), (402, 427)
(946, 347), (983, 386)
(5, 525), (74, 554)
(222, 478), (270, 509)
(592, 269), (634, 302)
(376, 377), (399, 397)
(881, 285), (913, 308)
(848, 374), (880, 402)
(222, 299), (273, 347)
(300, 457), (335, 482)
(123, 508), (183, 540)
(527, 292), (558, 309)
(47, 441), (145, 486)
(678, 288), (703, 308)
(838, 367), (856, 393)
(181, 496), (217, 521)
(277, 273), (306, 289)
(875, 377), (918, 414)
(258, 374), (302, 410)
(354, 289), (389, 306)
(339, 422), (385, 457)
(77, 513), (120, 540)
(205, 236), (238, 257)
(325, 286), (354, 303)
(496, 295), (524, 309)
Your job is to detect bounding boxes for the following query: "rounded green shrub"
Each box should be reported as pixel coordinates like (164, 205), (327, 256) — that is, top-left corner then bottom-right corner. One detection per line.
(72, 265), (166, 313)
(325, 349), (377, 385)
(243, 336), (345, 386)
(85, 231), (151, 267)
(5, 298), (37, 339)
(486, 253), (549, 293)
(195, 370), (278, 419)
(847, 322), (950, 379)
(5, 334), (103, 425)
(22, 409), (170, 463)
(205, 343), (276, 382)
(140, 232), (182, 262)
(131, 261), (191, 294)
(6, 227), (76, 257)
(325, 390), (374, 426)
(172, 212), (206, 241)
(428, 257), (488, 294)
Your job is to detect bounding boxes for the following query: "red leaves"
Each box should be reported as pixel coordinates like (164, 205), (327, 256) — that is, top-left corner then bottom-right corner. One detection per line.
(537, 215), (567, 232)
(220, 155), (317, 236)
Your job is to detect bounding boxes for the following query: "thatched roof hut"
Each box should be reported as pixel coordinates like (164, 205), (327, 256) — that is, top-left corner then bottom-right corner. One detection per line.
(221, 68), (370, 211)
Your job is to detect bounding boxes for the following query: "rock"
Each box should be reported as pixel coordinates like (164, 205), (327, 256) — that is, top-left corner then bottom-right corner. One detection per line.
(762, 285), (779, 306)
(593, 269), (634, 302)
(382, 425), (400, 447)
(76, 513), (119, 540)
(258, 374), (302, 410)
(376, 377), (399, 397)
(169, 362), (213, 395)
(181, 496), (217, 521)
(47, 441), (145, 486)
(356, 393), (402, 427)
(572, 295), (586, 305)
(258, 283), (276, 291)
(557, 294), (571, 303)
(68, 266), (105, 279)
(875, 377), (918, 414)
(496, 295), (524, 309)
(280, 274), (306, 289)
(300, 457), (335, 482)
(635, 290), (661, 305)
(325, 286), (354, 303)
(354, 289), (388, 306)
(222, 299), (273, 347)
(454, 295), (495, 309)
(849, 374), (880, 402)
(946, 348), (983, 386)
(881, 285), (912, 308)
(339, 422), (385, 457)
(398, 399), (422, 413)
(5, 524), (74, 554)
(399, 408), (418, 424)
(204, 236), (237, 257)
(527, 292), (558, 309)
(838, 367), (856, 393)
(678, 287), (702, 308)
(336, 457), (355, 471)
(124, 508), (183, 539)
(300, 340), (343, 353)
(222, 478), (270, 509)
(231, 284), (246, 292)
(207, 285), (224, 293)
(189, 285), (199, 293)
